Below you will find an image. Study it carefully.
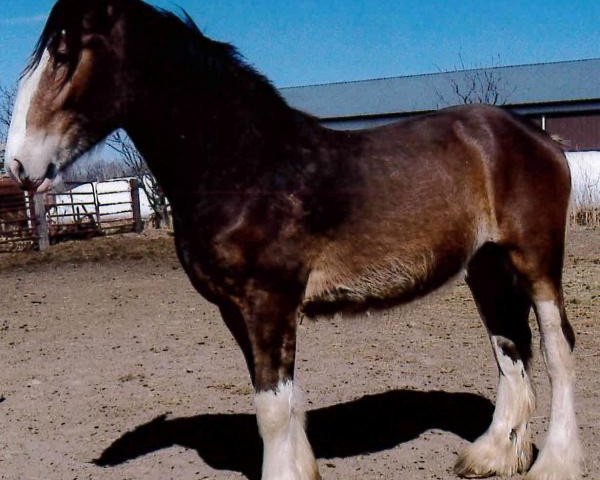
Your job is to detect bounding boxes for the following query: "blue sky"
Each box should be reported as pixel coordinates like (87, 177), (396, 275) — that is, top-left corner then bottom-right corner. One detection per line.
(0, 0), (599, 90)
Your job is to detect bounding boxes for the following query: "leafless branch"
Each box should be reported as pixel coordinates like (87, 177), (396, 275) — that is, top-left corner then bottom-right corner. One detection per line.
(0, 83), (16, 137)
(435, 55), (516, 108)
(107, 131), (170, 228)
(0, 82), (17, 171)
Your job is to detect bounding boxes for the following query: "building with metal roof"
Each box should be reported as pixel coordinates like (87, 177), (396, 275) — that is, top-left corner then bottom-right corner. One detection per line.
(280, 58), (600, 151)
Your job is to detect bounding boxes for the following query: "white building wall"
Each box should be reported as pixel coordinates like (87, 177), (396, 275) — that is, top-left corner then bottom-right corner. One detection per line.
(566, 151), (600, 206)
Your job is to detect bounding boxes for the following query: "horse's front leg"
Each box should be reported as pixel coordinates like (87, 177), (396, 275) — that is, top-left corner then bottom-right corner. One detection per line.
(233, 287), (320, 480)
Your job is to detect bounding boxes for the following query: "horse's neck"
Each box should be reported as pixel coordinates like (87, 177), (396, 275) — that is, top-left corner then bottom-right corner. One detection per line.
(125, 83), (327, 205)
(120, 16), (337, 198)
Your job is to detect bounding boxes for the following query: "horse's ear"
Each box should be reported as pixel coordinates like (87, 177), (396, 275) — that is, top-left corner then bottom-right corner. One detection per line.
(106, 0), (125, 21)
(82, 0), (124, 33)
(106, 4), (117, 20)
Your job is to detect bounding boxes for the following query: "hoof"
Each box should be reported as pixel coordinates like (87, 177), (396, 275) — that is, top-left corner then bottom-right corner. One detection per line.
(524, 447), (582, 480)
(454, 430), (533, 479)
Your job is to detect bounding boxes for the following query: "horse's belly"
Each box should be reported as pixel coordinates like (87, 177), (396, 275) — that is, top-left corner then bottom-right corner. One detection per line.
(301, 247), (465, 317)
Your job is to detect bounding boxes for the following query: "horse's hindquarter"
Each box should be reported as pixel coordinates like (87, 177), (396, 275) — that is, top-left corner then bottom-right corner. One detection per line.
(303, 107), (508, 315)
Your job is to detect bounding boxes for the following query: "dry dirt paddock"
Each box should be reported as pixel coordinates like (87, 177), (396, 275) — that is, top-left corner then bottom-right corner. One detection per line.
(0, 228), (598, 480)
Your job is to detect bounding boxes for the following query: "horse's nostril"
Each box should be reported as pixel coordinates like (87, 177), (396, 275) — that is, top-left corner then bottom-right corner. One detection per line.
(45, 162), (58, 180)
(8, 158), (27, 183)
(13, 159), (26, 181)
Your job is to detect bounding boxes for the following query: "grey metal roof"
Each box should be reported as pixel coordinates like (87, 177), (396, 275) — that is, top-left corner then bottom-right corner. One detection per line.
(280, 58), (600, 119)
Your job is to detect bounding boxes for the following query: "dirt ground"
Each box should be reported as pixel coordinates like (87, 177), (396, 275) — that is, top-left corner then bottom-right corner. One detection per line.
(0, 228), (597, 480)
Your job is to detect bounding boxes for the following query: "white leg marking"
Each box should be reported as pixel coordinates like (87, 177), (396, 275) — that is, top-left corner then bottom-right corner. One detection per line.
(456, 336), (535, 477)
(255, 381), (320, 480)
(526, 300), (582, 480)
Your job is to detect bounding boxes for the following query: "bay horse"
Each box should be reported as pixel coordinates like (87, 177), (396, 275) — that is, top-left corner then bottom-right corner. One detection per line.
(5, 0), (582, 478)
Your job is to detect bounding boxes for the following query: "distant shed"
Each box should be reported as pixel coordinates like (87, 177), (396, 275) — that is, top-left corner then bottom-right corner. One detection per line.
(280, 58), (600, 151)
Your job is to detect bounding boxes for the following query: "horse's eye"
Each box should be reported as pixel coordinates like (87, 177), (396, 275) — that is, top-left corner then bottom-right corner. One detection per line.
(53, 30), (70, 65)
(54, 51), (70, 65)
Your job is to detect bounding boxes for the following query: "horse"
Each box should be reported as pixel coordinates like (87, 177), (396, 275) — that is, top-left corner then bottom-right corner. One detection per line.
(4, 1), (582, 479)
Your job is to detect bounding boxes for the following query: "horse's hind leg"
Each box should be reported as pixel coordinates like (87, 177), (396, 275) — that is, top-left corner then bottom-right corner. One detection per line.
(229, 287), (320, 480)
(522, 280), (582, 480)
(455, 244), (535, 478)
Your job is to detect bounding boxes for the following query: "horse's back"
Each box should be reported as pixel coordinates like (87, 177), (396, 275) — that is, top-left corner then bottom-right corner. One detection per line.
(344, 103), (570, 249)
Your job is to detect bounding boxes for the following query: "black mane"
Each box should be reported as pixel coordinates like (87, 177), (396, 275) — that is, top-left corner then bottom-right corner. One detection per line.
(26, 0), (95, 76)
(26, 0), (287, 109)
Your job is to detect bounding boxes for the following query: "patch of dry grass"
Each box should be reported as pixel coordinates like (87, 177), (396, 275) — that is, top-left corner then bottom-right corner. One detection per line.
(0, 229), (177, 271)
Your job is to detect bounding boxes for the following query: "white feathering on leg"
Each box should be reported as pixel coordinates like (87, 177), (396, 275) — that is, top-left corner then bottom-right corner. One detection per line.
(526, 300), (582, 480)
(455, 335), (535, 477)
(255, 380), (320, 480)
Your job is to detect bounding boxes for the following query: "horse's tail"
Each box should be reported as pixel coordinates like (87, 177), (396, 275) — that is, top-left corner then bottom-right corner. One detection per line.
(550, 134), (570, 150)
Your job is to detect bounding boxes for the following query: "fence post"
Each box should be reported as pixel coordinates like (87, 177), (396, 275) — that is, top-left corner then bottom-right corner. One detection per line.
(93, 182), (101, 228)
(33, 193), (50, 251)
(130, 179), (143, 233)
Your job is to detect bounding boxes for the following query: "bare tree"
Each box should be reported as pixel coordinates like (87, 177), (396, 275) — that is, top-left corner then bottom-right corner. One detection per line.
(436, 55), (516, 107)
(0, 83), (17, 173)
(62, 156), (130, 183)
(107, 130), (170, 228)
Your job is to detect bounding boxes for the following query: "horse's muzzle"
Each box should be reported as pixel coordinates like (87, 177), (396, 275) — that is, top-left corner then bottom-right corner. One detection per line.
(6, 158), (57, 193)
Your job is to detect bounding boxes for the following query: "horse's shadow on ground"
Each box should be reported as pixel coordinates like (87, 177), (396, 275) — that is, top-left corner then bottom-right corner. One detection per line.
(94, 389), (493, 479)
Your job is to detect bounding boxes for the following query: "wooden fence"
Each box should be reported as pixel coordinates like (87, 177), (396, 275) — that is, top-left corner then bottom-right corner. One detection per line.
(0, 179), (37, 252)
(0, 178), (143, 252)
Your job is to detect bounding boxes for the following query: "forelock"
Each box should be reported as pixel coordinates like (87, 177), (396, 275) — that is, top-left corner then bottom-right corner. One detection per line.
(24, 0), (110, 77)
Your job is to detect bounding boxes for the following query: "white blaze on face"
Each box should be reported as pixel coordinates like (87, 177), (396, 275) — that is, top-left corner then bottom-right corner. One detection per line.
(6, 51), (48, 162)
(6, 50), (61, 187)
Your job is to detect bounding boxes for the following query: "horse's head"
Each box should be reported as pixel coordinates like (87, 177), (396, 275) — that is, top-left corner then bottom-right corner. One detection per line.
(5, 0), (130, 191)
